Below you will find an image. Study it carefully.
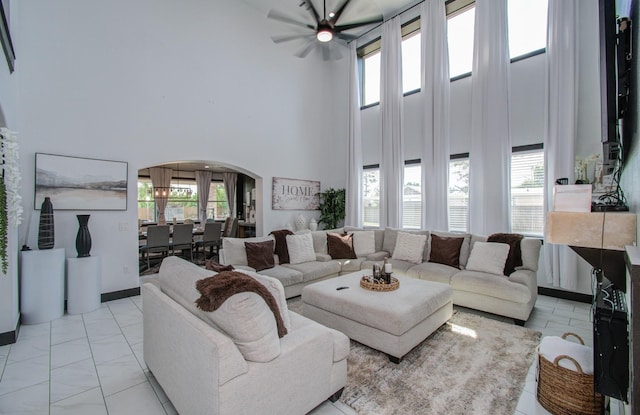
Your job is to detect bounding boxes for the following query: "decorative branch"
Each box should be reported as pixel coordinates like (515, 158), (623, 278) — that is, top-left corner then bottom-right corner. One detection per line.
(0, 127), (23, 226)
(0, 176), (7, 273)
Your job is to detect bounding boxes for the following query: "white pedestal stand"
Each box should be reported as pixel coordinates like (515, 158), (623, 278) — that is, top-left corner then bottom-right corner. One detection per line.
(19, 248), (65, 324)
(66, 256), (101, 314)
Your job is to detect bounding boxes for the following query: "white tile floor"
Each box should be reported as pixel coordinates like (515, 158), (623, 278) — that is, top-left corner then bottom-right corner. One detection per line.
(0, 294), (596, 415)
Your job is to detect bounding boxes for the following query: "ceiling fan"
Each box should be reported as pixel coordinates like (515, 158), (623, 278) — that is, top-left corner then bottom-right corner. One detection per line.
(268, 0), (383, 60)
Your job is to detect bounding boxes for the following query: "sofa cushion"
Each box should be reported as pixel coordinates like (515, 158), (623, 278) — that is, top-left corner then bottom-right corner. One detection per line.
(236, 269), (291, 332)
(352, 230), (376, 257)
(430, 231), (472, 267)
(286, 233), (316, 264)
(392, 231), (427, 264)
(450, 270), (532, 303)
(405, 261), (459, 285)
(158, 257), (284, 363)
(327, 232), (357, 259)
(487, 233), (524, 275)
(519, 238), (542, 271)
(256, 265), (304, 287)
(245, 240), (275, 271)
(466, 242), (510, 276)
(334, 257), (366, 274)
(222, 236), (274, 266)
(283, 260), (341, 282)
(310, 231), (328, 254)
(428, 234), (465, 268)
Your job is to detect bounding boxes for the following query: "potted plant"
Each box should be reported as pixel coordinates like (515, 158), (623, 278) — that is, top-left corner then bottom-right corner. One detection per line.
(318, 188), (345, 230)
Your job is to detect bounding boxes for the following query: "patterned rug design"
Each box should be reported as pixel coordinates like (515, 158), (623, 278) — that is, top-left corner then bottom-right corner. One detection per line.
(287, 297), (540, 415)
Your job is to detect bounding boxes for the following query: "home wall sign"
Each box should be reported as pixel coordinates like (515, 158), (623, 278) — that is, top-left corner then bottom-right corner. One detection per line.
(35, 153), (128, 210)
(272, 177), (320, 210)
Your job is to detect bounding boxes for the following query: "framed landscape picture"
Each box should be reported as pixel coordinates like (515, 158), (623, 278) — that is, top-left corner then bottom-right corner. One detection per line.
(35, 153), (128, 210)
(272, 177), (320, 210)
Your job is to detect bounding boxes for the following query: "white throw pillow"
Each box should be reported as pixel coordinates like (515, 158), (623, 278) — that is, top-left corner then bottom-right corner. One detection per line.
(391, 231), (427, 264)
(286, 233), (316, 264)
(353, 230), (376, 257)
(237, 269), (291, 332)
(465, 241), (510, 276)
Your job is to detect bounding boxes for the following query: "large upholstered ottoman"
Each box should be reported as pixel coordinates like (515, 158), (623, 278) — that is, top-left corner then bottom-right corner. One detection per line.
(302, 272), (453, 363)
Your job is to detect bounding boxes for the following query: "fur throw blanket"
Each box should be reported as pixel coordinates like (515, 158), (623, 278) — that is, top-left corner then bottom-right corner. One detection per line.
(195, 271), (287, 337)
(269, 229), (294, 264)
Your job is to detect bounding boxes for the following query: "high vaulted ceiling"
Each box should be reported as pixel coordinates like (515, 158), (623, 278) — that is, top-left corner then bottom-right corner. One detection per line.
(241, 0), (420, 39)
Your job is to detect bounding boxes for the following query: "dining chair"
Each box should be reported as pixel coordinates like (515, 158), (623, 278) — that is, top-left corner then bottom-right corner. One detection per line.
(222, 217), (238, 238)
(171, 223), (194, 261)
(194, 221), (222, 260)
(141, 225), (170, 270)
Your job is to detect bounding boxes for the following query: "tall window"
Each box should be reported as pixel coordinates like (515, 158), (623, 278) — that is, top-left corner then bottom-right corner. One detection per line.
(508, 0), (548, 59)
(403, 163), (422, 229)
(448, 156), (469, 232)
(362, 167), (380, 227)
(447, 6), (475, 78)
(511, 146), (544, 236)
(137, 178), (229, 222)
(402, 31), (421, 93)
(362, 50), (381, 106)
(208, 182), (230, 221)
(138, 178), (155, 222)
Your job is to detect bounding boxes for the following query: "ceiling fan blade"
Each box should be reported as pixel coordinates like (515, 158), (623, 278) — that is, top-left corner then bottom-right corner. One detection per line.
(330, 0), (352, 25)
(295, 40), (317, 58)
(300, 0), (321, 24)
(322, 44), (331, 61)
(328, 43), (344, 60)
(267, 9), (316, 30)
(335, 32), (358, 41)
(271, 33), (315, 44)
(334, 15), (383, 32)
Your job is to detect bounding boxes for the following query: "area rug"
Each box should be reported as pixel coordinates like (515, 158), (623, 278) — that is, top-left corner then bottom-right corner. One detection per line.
(287, 298), (541, 415)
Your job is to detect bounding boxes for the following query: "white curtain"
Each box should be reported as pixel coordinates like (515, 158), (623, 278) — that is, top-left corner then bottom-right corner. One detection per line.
(222, 172), (237, 219)
(149, 167), (173, 224)
(379, 17), (404, 229)
(468, 0), (511, 235)
(543, 0), (579, 289)
(346, 43), (364, 228)
(421, 0), (450, 231)
(195, 170), (213, 224)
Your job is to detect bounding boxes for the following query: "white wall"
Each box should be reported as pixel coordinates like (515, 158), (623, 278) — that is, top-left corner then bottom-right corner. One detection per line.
(14, 0), (349, 294)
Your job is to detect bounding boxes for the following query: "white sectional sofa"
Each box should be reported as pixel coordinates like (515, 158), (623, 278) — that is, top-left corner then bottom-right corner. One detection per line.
(219, 227), (542, 324)
(143, 256), (349, 415)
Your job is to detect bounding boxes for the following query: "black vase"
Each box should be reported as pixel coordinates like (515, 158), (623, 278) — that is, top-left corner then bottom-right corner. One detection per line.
(37, 197), (55, 249)
(76, 214), (92, 258)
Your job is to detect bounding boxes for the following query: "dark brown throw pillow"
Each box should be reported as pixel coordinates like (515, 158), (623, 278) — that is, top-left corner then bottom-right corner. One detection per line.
(327, 232), (357, 259)
(429, 234), (465, 268)
(487, 233), (524, 275)
(269, 229), (294, 264)
(245, 240), (275, 271)
(205, 260), (235, 273)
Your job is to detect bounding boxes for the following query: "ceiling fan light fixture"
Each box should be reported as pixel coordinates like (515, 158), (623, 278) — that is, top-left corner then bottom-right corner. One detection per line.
(317, 29), (333, 42)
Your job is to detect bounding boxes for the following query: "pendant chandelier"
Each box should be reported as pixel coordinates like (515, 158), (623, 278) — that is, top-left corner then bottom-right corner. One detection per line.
(152, 164), (193, 198)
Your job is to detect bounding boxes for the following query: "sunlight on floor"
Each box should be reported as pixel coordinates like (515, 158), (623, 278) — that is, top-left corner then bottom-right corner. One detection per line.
(450, 323), (477, 339)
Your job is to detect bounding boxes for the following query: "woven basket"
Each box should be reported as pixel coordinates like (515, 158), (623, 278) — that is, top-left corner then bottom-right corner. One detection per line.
(537, 333), (603, 415)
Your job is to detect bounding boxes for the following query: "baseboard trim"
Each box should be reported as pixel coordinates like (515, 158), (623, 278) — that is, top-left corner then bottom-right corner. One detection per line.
(0, 319), (21, 346)
(538, 286), (593, 304)
(101, 287), (141, 303)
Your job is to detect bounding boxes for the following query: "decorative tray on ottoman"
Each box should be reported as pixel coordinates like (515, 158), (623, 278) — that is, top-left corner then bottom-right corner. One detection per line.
(360, 275), (399, 292)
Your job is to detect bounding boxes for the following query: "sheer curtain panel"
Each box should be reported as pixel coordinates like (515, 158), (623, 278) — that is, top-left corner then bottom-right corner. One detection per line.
(346, 43), (364, 228)
(196, 170), (213, 224)
(149, 167), (173, 224)
(543, 0), (579, 289)
(468, 0), (511, 235)
(223, 173), (237, 219)
(379, 17), (404, 229)
(421, 0), (450, 231)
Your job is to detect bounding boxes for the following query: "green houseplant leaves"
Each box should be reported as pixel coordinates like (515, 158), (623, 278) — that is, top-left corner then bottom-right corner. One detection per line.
(318, 188), (345, 230)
